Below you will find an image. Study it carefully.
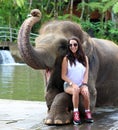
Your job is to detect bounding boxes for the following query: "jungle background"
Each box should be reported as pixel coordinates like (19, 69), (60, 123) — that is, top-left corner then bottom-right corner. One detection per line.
(0, 0), (118, 44)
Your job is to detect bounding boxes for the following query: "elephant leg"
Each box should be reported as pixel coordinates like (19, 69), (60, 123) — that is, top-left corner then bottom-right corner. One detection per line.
(45, 88), (60, 112)
(44, 92), (73, 125)
(88, 70), (98, 112)
(89, 85), (97, 112)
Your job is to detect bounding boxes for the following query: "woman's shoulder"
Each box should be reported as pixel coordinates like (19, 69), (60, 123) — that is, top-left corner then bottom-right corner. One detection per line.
(85, 55), (88, 61)
(85, 55), (89, 65)
(63, 55), (68, 62)
(63, 55), (68, 59)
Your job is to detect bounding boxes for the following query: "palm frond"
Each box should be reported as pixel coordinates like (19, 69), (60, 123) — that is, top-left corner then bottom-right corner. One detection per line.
(102, 0), (118, 12)
(113, 2), (118, 14)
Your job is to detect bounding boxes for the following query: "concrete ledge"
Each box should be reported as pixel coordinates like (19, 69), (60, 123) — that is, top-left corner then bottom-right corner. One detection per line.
(0, 99), (47, 130)
(0, 99), (118, 130)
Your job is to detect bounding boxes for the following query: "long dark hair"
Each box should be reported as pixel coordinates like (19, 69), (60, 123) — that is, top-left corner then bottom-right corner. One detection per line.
(67, 36), (86, 67)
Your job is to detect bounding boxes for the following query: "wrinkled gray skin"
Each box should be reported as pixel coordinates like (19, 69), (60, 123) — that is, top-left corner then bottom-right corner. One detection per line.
(18, 9), (118, 125)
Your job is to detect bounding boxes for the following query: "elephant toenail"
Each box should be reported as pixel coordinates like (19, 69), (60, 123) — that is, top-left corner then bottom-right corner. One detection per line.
(45, 119), (53, 124)
(54, 119), (62, 124)
(65, 120), (71, 124)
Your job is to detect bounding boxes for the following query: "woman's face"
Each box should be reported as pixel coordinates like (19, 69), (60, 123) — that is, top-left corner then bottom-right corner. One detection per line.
(69, 39), (78, 54)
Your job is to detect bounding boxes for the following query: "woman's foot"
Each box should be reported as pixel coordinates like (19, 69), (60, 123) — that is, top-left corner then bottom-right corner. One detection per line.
(73, 111), (81, 125)
(85, 111), (94, 123)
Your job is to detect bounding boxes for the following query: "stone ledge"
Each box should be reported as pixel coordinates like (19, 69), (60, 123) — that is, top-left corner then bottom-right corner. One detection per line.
(0, 99), (47, 130)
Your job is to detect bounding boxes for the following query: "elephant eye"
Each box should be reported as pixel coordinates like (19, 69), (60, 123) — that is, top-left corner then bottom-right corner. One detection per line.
(57, 42), (67, 56)
(60, 43), (67, 50)
(57, 39), (68, 56)
(59, 39), (68, 50)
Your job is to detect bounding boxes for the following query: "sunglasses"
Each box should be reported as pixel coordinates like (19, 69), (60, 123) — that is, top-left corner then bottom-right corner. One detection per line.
(69, 43), (78, 47)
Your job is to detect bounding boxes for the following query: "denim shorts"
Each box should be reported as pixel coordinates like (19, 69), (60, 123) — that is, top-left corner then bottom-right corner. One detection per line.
(63, 82), (70, 91)
(63, 82), (86, 91)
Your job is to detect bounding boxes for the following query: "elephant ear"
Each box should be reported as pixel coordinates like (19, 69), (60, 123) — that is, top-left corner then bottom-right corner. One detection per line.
(82, 37), (94, 56)
(57, 39), (68, 56)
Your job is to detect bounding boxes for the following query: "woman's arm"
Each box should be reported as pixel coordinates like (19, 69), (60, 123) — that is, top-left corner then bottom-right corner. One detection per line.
(61, 56), (72, 84)
(82, 56), (89, 84)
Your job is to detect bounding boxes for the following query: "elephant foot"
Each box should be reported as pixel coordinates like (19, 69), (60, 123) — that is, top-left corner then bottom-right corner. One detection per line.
(44, 109), (72, 125)
(45, 119), (53, 124)
(44, 92), (73, 125)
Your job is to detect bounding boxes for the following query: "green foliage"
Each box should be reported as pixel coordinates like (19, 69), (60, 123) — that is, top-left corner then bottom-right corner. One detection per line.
(78, 2), (103, 12)
(15, 0), (24, 7)
(113, 2), (118, 14)
(102, 0), (118, 13)
(58, 14), (81, 23)
(88, 2), (103, 12)
(81, 20), (118, 44)
(76, 0), (118, 43)
(0, 0), (118, 44)
(0, 0), (29, 28)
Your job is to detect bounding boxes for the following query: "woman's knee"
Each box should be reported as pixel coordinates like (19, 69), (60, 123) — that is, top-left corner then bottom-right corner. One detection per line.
(81, 87), (89, 97)
(73, 87), (80, 95)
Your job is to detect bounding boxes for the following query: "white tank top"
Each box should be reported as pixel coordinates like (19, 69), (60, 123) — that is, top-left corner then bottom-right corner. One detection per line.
(67, 59), (86, 86)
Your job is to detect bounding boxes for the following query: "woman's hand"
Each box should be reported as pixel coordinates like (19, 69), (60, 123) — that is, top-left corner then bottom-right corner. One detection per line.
(80, 86), (89, 96)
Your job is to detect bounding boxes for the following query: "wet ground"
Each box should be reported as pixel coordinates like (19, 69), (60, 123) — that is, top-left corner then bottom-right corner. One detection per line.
(0, 99), (118, 130)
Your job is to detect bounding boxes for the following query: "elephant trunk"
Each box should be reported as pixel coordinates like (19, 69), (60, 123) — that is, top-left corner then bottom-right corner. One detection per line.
(18, 9), (48, 69)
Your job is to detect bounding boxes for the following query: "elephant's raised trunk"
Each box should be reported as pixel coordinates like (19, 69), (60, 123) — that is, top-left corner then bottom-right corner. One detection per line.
(18, 9), (45, 69)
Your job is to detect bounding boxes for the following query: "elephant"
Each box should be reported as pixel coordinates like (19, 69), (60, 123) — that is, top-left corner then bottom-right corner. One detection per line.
(18, 9), (118, 125)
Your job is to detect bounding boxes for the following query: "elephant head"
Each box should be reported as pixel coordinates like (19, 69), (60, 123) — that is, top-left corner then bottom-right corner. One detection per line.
(18, 9), (93, 71)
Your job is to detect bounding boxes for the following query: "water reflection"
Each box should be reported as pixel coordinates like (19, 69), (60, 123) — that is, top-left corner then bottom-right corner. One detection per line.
(0, 64), (45, 101)
(73, 124), (92, 130)
(40, 123), (97, 130)
(43, 124), (93, 130)
(0, 65), (15, 87)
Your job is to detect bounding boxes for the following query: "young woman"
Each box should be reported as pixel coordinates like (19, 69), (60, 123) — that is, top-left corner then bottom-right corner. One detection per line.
(61, 37), (94, 125)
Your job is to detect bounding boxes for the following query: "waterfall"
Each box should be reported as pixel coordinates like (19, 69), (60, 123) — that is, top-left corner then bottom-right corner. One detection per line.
(0, 50), (15, 64)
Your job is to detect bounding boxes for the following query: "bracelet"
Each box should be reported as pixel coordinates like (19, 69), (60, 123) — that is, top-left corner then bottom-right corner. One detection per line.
(81, 83), (89, 87)
(69, 82), (73, 86)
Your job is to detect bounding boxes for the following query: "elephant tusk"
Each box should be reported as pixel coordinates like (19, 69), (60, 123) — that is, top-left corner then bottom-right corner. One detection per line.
(45, 68), (52, 86)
